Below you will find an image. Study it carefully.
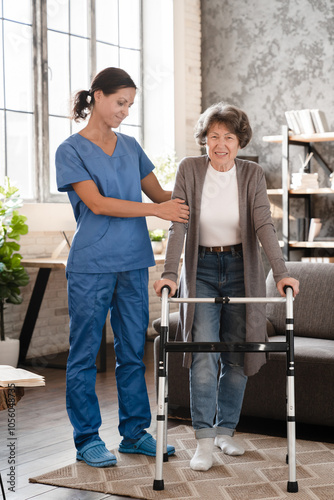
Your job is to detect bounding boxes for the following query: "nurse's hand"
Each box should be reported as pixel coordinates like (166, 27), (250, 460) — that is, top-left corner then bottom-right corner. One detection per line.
(155, 198), (189, 222)
(154, 279), (178, 297)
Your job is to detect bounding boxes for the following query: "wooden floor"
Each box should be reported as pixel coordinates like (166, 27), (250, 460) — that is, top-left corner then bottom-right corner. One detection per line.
(1, 341), (332, 500)
(0, 341), (178, 500)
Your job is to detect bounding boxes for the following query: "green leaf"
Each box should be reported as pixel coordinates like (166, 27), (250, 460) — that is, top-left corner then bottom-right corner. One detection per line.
(10, 254), (22, 268)
(6, 291), (23, 305)
(0, 286), (11, 299)
(7, 241), (20, 252)
(0, 176), (29, 339)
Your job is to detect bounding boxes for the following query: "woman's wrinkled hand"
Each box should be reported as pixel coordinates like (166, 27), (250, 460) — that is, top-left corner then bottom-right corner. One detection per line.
(276, 277), (300, 298)
(153, 279), (178, 297)
(155, 198), (189, 223)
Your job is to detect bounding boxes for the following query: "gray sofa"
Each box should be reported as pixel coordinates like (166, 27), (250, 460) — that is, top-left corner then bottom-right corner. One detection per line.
(153, 262), (334, 427)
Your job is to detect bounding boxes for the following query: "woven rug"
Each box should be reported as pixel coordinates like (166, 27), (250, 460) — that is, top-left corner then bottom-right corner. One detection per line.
(30, 425), (334, 500)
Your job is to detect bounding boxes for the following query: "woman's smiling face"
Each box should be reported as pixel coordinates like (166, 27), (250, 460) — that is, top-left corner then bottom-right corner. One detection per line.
(206, 122), (240, 172)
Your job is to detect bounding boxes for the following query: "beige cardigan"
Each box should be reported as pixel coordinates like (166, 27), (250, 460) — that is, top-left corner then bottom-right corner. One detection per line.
(162, 156), (289, 376)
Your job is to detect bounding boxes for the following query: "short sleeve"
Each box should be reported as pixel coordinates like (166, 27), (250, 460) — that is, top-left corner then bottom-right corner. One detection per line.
(56, 140), (92, 192)
(133, 139), (155, 179)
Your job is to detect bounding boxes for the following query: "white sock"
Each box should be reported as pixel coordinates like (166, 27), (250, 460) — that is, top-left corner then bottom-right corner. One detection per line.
(190, 438), (214, 471)
(214, 435), (244, 456)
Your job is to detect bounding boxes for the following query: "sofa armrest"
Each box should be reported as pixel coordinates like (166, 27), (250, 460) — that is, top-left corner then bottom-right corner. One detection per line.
(152, 311), (179, 341)
(266, 318), (276, 337)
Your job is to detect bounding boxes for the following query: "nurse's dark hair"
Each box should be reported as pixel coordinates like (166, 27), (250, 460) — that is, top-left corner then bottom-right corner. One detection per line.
(194, 102), (252, 149)
(72, 67), (137, 122)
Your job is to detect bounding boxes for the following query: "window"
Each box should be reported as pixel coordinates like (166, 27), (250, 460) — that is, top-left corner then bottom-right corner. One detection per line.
(95, 0), (141, 142)
(0, 0), (142, 201)
(47, 0), (91, 196)
(0, 0), (35, 198)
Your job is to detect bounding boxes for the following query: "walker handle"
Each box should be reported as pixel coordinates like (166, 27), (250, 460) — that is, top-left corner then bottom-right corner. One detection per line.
(162, 285), (172, 294)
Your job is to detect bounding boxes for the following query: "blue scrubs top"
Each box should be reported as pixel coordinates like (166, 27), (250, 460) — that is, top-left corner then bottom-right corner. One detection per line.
(56, 132), (156, 273)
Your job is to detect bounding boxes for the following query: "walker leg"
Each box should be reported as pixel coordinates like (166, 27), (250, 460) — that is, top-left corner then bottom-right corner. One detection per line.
(285, 287), (298, 493)
(153, 288), (170, 490)
(163, 365), (169, 463)
(287, 374), (298, 493)
(154, 355), (167, 490)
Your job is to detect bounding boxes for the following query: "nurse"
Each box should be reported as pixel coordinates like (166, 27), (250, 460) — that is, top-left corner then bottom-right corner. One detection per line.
(56, 67), (189, 468)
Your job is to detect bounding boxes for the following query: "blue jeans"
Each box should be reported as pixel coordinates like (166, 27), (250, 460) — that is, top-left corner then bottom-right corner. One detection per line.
(190, 247), (248, 439)
(66, 269), (151, 451)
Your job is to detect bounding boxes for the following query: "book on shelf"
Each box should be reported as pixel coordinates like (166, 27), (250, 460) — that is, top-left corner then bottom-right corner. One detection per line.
(299, 109), (316, 135)
(285, 109), (329, 135)
(297, 218), (309, 241)
(310, 109), (330, 133)
(291, 172), (319, 190)
(301, 256), (334, 263)
(285, 111), (301, 135)
(308, 218), (322, 242)
(0, 365), (45, 387)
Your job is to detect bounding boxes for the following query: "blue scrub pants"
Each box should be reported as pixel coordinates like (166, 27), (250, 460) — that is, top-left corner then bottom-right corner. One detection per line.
(66, 269), (151, 451)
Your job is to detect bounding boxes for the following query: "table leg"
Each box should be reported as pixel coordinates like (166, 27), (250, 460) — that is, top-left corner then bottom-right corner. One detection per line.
(0, 470), (7, 500)
(19, 268), (51, 364)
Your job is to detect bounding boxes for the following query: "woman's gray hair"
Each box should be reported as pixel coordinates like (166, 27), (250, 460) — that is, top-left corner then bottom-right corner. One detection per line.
(194, 102), (252, 149)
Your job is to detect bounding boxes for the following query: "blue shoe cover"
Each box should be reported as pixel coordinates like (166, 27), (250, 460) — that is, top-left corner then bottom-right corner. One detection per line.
(76, 441), (117, 467)
(118, 433), (175, 457)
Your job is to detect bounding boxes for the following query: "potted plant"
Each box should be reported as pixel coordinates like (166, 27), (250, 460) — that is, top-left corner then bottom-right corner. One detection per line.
(0, 177), (29, 367)
(149, 229), (166, 254)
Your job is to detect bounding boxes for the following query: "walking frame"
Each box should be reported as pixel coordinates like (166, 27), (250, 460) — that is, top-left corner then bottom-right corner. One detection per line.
(153, 285), (299, 494)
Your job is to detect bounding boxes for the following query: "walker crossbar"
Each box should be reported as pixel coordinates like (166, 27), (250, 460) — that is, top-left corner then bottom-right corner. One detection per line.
(164, 341), (289, 353)
(153, 287), (298, 493)
(169, 297), (287, 304)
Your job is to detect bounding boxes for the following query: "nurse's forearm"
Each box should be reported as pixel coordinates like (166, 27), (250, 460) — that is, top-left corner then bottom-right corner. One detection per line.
(97, 197), (189, 222)
(72, 179), (189, 222)
(141, 171), (172, 203)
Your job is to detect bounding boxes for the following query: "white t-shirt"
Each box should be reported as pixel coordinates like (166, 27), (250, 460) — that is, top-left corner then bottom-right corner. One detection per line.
(199, 164), (241, 247)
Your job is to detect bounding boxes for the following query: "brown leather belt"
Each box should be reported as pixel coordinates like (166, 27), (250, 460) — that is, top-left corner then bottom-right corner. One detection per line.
(199, 243), (242, 253)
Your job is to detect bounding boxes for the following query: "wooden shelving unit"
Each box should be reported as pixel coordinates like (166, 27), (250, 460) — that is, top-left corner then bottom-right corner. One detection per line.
(263, 132), (334, 144)
(264, 126), (334, 260)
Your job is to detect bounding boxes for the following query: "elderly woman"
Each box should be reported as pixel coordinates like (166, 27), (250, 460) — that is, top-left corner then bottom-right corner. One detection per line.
(154, 103), (299, 471)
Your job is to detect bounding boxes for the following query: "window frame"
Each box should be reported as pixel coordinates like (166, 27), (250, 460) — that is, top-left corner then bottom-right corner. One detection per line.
(1, 0), (143, 202)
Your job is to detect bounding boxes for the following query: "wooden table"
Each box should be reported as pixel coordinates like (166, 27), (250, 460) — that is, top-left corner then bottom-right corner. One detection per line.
(20, 258), (106, 372)
(0, 386), (24, 411)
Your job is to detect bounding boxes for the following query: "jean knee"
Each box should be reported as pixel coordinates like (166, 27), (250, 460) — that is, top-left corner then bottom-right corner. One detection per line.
(192, 351), (219, 376)
(221, 362), (247, 383)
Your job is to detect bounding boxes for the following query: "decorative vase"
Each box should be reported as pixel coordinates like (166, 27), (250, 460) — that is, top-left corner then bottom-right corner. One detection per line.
(151, 241), (164, 254)
(0, 338), (20, 367)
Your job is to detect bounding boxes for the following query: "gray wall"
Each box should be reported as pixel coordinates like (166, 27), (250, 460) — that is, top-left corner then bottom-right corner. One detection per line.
(201, 0), (334, 246)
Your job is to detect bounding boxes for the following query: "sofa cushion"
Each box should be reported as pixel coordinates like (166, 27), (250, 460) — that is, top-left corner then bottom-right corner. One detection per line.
(242, 336), (334, 426)
(268, 336), (334, 363)
(152, 312), (179, 341)
(266, 262), (334, 340)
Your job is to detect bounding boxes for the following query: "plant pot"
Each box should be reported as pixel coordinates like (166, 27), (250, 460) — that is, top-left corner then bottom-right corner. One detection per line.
(0, 338), (20, 367)
(151, 241), (164, 254)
